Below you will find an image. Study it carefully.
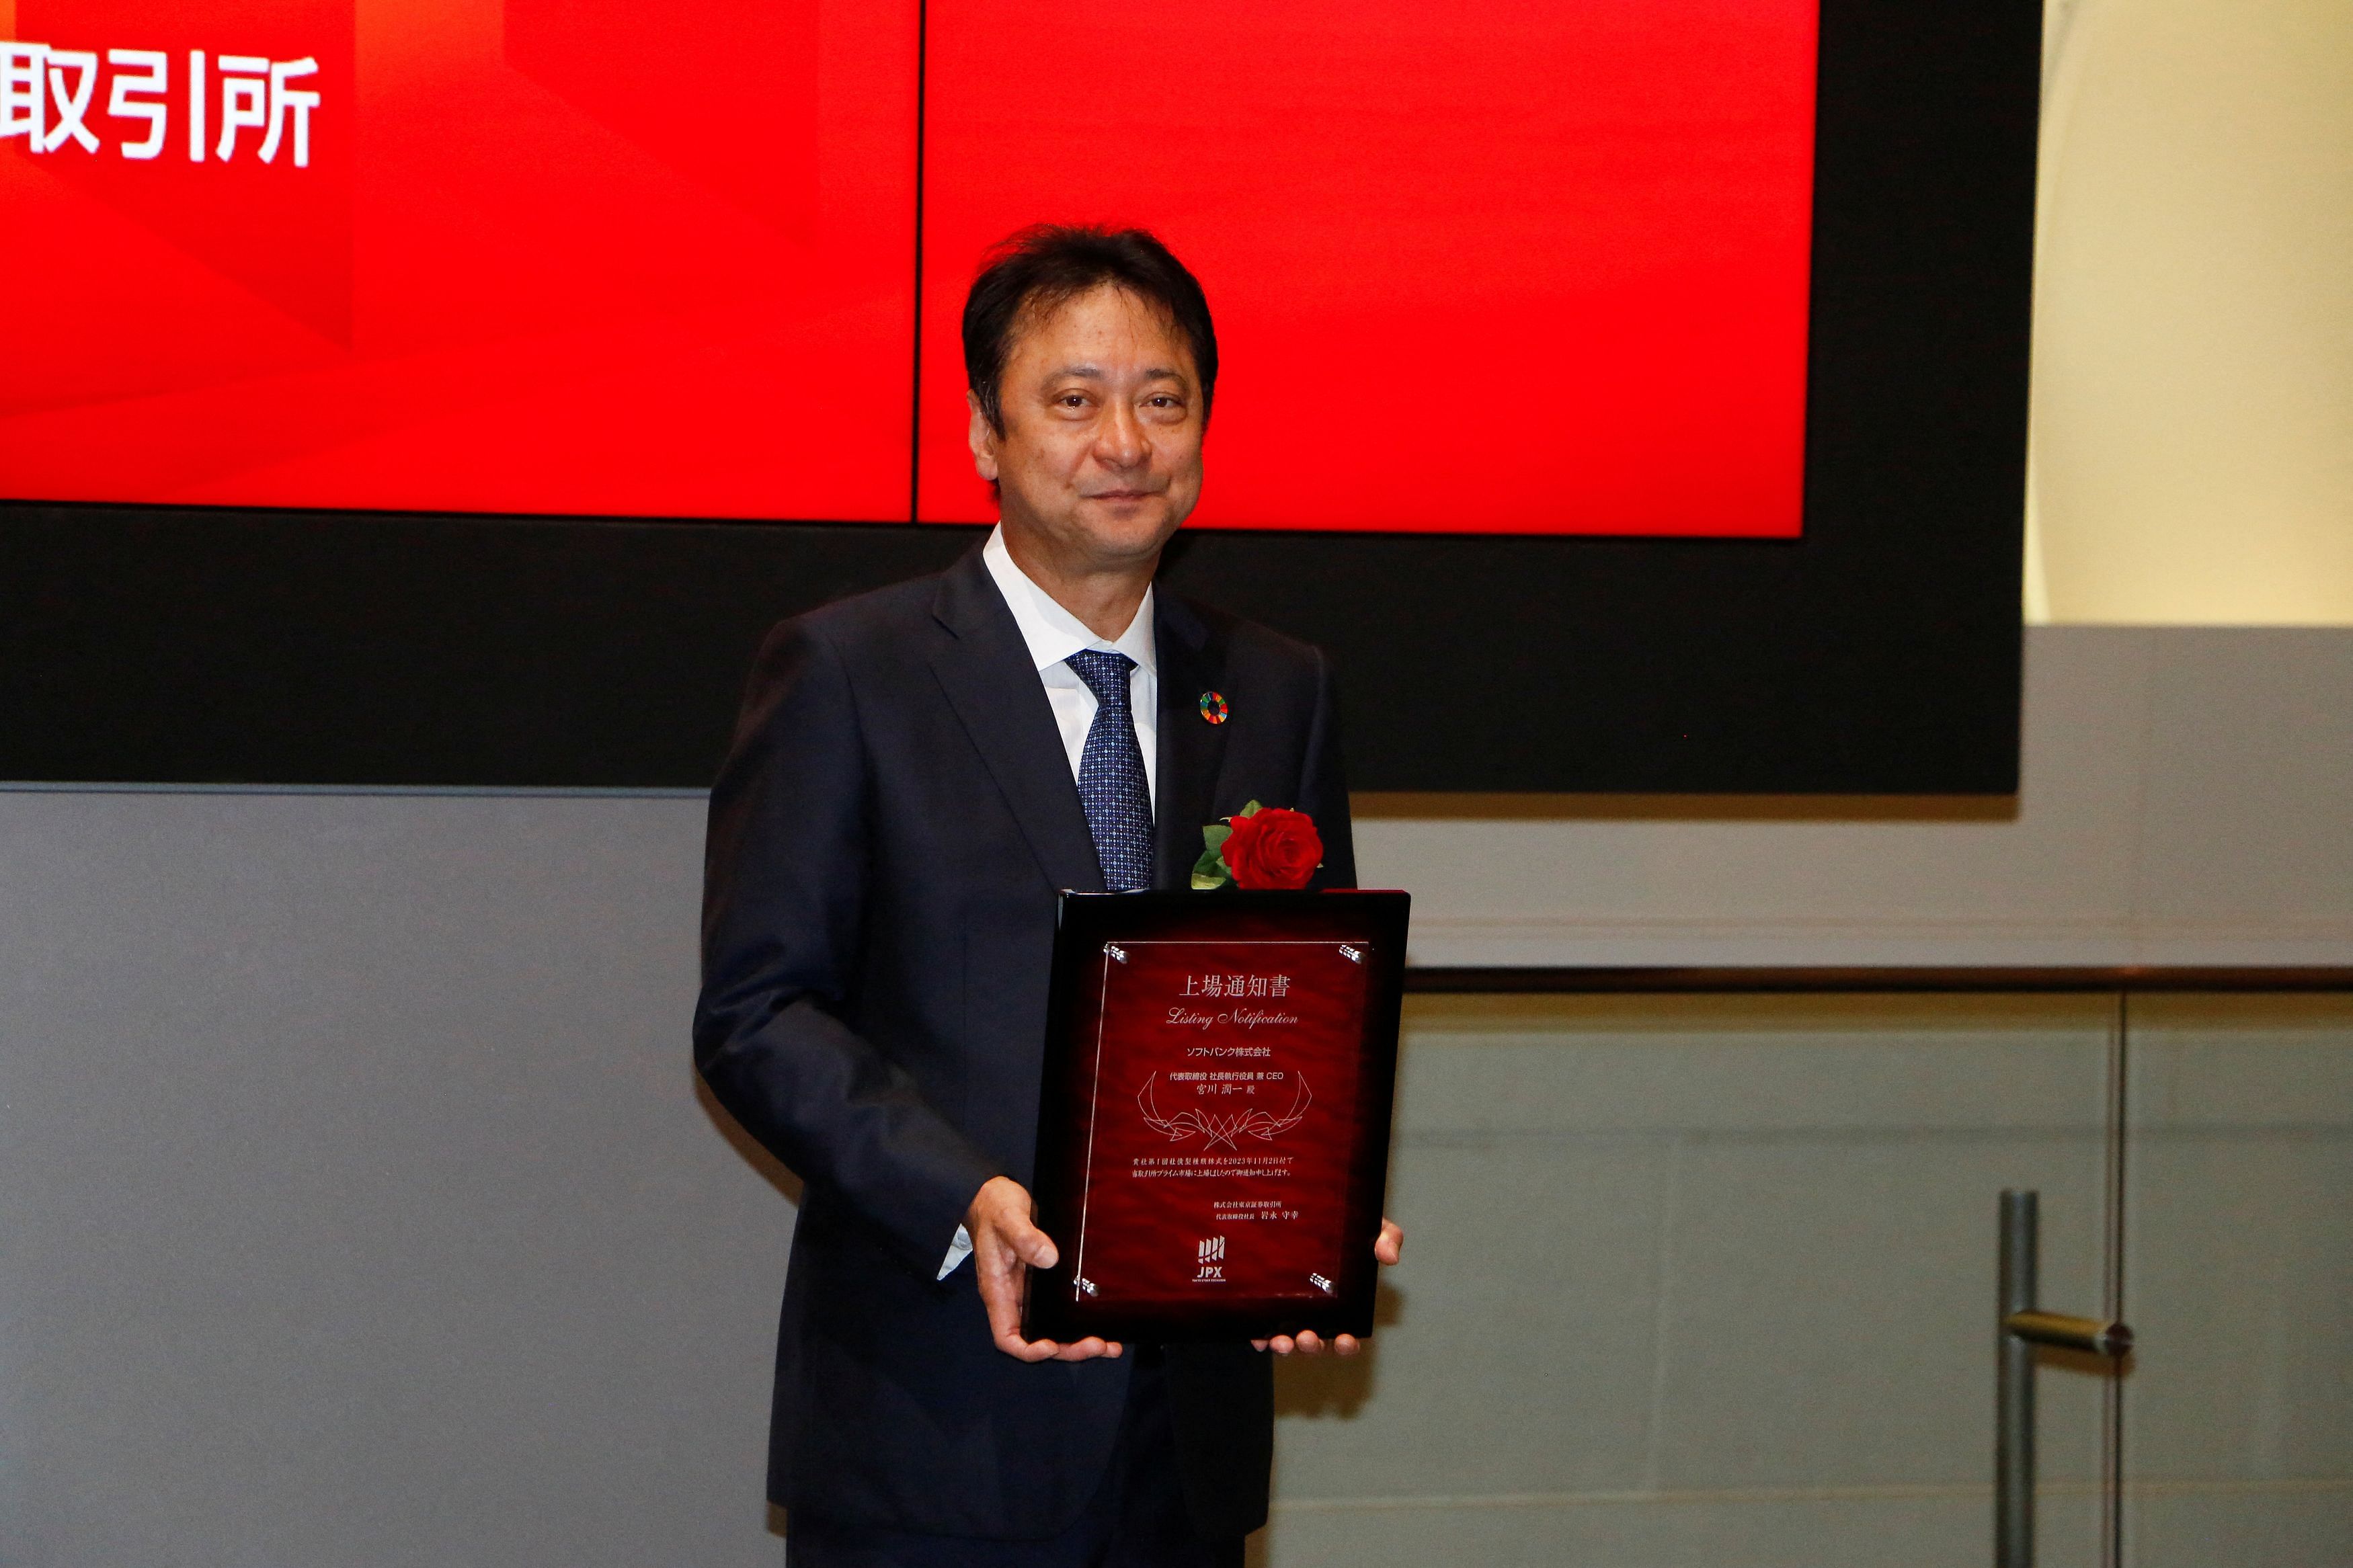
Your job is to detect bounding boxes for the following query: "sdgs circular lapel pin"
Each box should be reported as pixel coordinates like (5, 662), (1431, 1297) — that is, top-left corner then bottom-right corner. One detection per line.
(1198, 690), (1229, 725)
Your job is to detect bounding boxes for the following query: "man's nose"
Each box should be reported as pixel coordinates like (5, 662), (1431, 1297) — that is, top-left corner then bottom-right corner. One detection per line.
(1094, 400), (1148, 468)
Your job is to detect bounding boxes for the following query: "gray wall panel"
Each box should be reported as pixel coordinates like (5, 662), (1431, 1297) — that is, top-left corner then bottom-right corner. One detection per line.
(1, 628), (2346, 1563)
(0, 795), (789, 1567)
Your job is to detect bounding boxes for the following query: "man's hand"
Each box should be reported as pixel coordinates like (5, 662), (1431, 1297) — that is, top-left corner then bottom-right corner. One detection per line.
(1255, 1216), (1404, 1356)
(966, 1175), (1123, 1364)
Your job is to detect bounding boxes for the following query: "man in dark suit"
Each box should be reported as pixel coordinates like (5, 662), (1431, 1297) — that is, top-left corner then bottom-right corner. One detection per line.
(694, 226), (1401, 1566)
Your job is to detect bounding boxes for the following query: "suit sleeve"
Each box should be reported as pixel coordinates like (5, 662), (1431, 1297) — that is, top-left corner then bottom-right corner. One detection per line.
(1299, 646), (1359, 892)
(693, 618), (1001, 1276)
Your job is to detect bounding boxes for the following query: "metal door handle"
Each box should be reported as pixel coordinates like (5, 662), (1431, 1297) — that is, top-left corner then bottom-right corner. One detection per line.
(1997, 1190), (2132, 1568)
(2005, 1309), (2132, 1358)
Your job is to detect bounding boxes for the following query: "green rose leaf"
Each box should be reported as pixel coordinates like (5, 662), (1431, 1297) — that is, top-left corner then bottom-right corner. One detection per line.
(1192, 819), (1236, 889)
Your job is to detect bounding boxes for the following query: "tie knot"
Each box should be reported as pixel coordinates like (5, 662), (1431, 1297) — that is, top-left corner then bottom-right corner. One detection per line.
(1065, 649), (1137, 707)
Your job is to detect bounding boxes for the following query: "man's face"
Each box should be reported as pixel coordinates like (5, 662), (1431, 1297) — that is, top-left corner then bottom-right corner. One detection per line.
(969, 283), (1205, 570)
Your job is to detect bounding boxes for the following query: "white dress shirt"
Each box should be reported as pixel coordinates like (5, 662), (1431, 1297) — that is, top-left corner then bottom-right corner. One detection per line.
(940, 526), (1160, 1279)
(980, 525), (1159, 810)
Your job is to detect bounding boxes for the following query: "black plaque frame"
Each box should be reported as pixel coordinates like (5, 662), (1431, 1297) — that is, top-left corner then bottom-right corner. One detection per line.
(1023, 890), (1409, 1344)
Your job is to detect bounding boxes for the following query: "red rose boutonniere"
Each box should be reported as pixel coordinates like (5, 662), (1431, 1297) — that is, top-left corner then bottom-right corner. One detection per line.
(1192, 801), (1324, 891)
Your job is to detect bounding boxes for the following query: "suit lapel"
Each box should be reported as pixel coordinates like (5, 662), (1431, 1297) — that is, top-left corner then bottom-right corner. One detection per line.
(1152, 591), (1230, 891)
(928, 549), (1107, 895)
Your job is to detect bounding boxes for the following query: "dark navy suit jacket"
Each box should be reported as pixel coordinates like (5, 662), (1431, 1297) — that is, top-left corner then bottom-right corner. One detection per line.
(693, 544), (1356, 1541)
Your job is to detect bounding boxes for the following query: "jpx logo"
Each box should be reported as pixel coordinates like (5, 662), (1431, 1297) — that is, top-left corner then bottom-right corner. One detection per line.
(1195, 1236), (1225, 1281)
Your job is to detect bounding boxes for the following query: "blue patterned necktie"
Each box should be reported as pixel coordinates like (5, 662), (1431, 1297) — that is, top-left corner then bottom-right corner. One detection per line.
(1064, 649), (1154, 891)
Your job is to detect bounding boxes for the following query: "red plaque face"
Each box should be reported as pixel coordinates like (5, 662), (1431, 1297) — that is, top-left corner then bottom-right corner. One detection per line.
(1025, 891), (1408, 1342)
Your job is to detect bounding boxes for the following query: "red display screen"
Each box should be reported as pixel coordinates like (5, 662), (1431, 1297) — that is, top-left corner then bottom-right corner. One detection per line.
(2, 1), (1817, 534)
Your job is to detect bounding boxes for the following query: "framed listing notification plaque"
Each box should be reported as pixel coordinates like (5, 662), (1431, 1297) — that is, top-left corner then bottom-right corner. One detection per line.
(1023, 891), (1410, 1343)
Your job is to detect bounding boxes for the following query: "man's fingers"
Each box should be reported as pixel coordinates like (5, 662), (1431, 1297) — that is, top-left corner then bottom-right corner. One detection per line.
(1375, 1217), (1404, 1266)
(1008, 1216), (1060, 1271)
(974, 1223), (1060, 1362)
(982, 1294), (1056, 1361)
(1051, 1335), (1123, 1362)
(996, 1331), (1062, 1362)
(968, 1177), (1059, 1270)
(976, 1269), (1031, 1353)
(1262, 1330), (1363, 1356)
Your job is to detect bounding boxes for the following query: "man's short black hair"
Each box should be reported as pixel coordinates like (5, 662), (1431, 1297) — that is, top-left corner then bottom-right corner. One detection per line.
(961, 224), (1218, 436)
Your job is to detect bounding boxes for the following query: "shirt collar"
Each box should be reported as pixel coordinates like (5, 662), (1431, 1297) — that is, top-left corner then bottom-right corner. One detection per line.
(982, 525), (1157, 676)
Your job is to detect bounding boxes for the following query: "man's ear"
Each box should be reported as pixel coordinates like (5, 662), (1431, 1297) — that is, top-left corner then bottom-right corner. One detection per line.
(967, 390), (1000, 483)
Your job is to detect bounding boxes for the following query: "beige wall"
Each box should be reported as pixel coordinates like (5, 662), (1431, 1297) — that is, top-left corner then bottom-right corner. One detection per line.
(2027, 0), (2353, 624)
